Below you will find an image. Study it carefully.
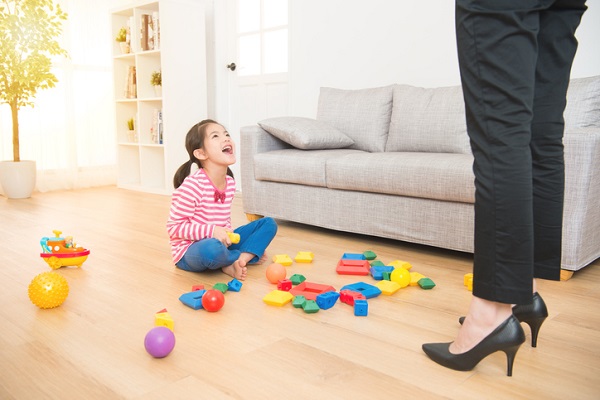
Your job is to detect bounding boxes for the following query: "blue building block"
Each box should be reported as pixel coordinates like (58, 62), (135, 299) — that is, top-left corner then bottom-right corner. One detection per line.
(179, 289), (206, 310)
(316, 291), (340, 310)
(370, 265), (395, 280)
(354, 299), (368, 316)
(228, 278), (243, 292)
(342, 253), (367, 260)
(340, 282), (382, 299)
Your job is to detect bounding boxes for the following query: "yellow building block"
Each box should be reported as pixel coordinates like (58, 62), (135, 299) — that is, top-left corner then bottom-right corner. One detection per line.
(375, 280), (401, 295)
(464, 273), (473, 286)
(409, 272), (426, 286)
(295, 251), (314, 263)
(464, 273), (473, 291)
(155, 311), (174, 331)
(388, 260), (412, 270)
(272, 254), (293, 266)
(263, 290), (294, 306)
(227, 232), (240, 244)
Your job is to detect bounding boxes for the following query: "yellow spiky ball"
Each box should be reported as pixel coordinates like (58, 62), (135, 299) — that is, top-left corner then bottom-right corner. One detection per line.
(28, 271), (69, 309)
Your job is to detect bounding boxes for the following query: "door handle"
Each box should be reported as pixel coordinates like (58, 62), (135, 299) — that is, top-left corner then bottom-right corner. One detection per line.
(227, 63), (236, 71)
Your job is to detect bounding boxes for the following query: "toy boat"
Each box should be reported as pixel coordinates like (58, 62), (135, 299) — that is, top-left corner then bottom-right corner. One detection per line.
(40, 230), (90, 269)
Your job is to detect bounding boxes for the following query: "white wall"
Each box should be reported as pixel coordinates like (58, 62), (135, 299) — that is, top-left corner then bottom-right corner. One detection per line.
(288, 0), (600, 117)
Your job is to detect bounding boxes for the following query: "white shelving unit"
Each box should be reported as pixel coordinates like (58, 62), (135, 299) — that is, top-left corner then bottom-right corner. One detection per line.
(111, 0), (207, 194)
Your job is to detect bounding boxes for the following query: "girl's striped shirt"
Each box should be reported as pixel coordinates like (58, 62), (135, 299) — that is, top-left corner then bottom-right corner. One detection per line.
(167, 168), (235, 263)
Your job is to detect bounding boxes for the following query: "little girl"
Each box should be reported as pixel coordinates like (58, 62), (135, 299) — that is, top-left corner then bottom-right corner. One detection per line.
(167, 119), (277, 280)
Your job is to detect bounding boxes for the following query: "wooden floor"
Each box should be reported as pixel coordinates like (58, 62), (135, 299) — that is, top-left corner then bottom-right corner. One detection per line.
(1, 186), (599, 399)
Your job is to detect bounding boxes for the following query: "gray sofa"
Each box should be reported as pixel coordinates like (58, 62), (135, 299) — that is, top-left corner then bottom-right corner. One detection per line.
(240, 76), (600, 273)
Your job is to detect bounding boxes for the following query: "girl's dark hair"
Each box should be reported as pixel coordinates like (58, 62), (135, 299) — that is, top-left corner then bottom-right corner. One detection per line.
(173, 119), (234, 189)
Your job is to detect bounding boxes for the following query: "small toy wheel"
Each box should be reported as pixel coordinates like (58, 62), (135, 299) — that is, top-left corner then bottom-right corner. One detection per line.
(47, 256), (62, 270)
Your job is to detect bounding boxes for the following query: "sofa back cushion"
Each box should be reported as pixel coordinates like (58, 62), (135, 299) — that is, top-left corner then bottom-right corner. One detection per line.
(385, 84), (471, 155)
(565, 75), (600, 129)
(316, 85), (393, 152)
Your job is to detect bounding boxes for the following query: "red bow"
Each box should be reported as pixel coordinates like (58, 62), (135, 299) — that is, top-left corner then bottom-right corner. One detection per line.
(214, 190), (226, 203)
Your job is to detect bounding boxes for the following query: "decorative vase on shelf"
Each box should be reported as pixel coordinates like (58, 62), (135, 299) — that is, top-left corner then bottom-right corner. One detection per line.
(153, 85), (162, 97)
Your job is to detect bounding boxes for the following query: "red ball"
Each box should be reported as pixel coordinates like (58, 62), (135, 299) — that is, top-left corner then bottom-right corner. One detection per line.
(202, 289), (225, 312)
(266, 263), (286, 284)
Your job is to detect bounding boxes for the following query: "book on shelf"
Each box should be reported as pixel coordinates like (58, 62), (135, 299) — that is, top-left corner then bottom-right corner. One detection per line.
(139, 12), (160, 51)
(140, 14), (150, 51)
(125, 65), (137, 99)
(152, 11), (160, 50)
(151, 108), (163, 144)
(128, 16), (135, 51)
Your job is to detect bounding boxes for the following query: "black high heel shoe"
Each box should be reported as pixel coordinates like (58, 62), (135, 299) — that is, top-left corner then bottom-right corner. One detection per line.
(458, 292), (548, 347)
(423, 315), (525, 376)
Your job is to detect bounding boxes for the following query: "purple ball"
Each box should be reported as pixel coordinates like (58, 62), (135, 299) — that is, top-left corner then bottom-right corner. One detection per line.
(144, 326), (175, 358)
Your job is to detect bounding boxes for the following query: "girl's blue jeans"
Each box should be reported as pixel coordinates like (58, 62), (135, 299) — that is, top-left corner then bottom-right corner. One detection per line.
(175, 217), (277, 273)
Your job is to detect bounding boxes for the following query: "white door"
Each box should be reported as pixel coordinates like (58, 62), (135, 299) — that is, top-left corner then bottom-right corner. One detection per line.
(218, 0), (289, 182)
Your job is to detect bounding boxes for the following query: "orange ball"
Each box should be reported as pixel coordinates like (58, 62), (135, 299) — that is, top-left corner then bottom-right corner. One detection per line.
(266, 263), (286, 284)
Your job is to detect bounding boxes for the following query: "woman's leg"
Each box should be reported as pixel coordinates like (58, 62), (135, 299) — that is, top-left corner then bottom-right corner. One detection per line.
(531, 1), (586, 281)
(457, 0), (540, 306)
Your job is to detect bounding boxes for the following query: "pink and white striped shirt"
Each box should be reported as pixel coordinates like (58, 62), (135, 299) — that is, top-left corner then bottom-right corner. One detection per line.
(167, 168), (236, 263)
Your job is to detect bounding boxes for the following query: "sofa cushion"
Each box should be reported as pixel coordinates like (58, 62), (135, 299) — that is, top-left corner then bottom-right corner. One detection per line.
(386, 84), (471, 155)
(326, 152), (475, 203)
(565, 75), (600, 129)
(316, 85), (393, 153)
(254, 149), (365, 187)
(258, 117), (355, 150)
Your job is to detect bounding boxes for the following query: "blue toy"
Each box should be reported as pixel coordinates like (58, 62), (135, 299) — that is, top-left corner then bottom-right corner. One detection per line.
(316, 291), (340, 310)
(340, 282), (382, 299)
(354, 299), (368, 316)
(370, 265), (395, 280)
(179, 290), (206, 309)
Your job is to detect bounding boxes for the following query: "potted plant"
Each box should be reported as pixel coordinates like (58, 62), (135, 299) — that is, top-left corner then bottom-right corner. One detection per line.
(0, 0), (68, 198)
(150, 70), (162, 97)
(127, 118), (136, 142)
(115, 26), (129, 54)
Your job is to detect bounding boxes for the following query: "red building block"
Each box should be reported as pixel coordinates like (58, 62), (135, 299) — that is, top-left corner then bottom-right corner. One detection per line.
(277, 279), (293, 291)
(336, 259), (371, 275)
(289, 281), (336, 301)
(339, 289), (366, 305)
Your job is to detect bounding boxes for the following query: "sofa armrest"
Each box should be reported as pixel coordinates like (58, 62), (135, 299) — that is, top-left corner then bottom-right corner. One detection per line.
(240, 125), (291, 214)
(562, 127), (600, 270)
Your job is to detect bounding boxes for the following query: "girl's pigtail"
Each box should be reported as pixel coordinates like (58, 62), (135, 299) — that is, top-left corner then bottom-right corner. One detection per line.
(173, 159), (194, 189)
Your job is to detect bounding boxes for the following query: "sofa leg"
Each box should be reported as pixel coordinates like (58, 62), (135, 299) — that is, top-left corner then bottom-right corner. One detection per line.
(560, 269), (574, 281)
(245, 213), (263, 222)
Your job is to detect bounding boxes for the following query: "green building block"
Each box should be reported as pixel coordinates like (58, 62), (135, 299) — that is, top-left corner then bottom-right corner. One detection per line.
(292, 295), (306, 308)
(363, 250), (377, 260)
(382, 271), (392, 281)
(213, 282), (229, 293)
(302, 299), (320, 313)
(290, 274), (306, 285)
(418, 277), (436, 290)
(370, 260), (385, 267)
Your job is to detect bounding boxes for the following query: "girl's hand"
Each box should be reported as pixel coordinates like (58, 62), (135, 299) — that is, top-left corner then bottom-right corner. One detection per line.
(213, 226), (232, 246)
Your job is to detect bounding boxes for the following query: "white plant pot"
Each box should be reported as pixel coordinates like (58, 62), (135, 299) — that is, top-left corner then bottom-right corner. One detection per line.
(153, 85), (162, 97)
(0, 160), (37, 199)
(119, 42), (130, 54)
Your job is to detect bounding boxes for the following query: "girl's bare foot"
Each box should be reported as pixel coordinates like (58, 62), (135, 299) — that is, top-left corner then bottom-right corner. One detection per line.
(222, 259), (248, 280)
(255, 254), (268, 265)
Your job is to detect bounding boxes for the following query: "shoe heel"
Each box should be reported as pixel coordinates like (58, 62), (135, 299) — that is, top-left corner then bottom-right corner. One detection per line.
(522, 316), (546, 348)
(504, 344), (522, 377)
